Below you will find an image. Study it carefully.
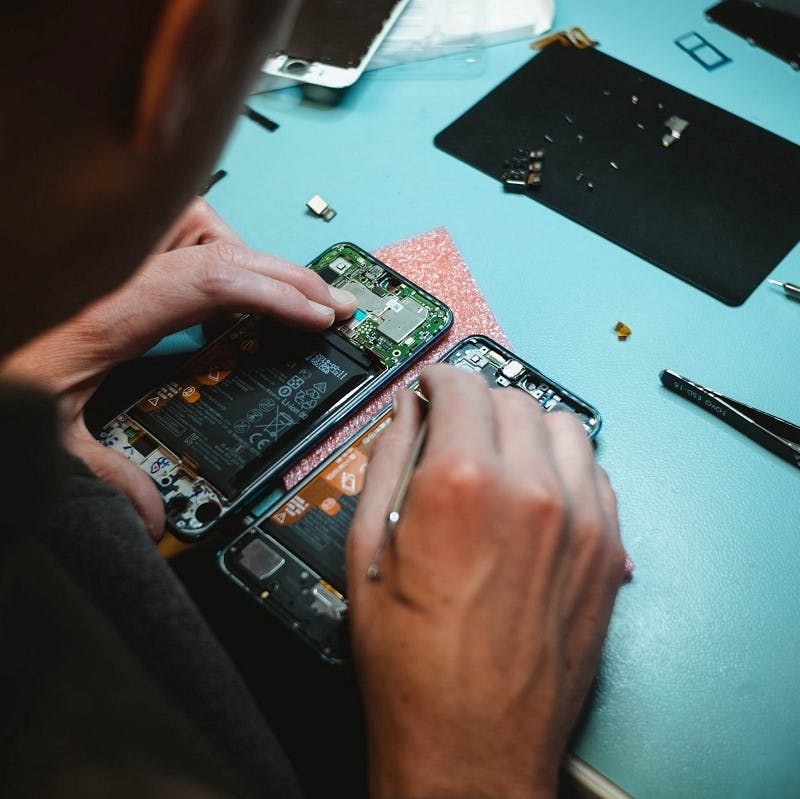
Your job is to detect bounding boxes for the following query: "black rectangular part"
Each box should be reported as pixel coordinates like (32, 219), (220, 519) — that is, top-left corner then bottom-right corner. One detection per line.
(706, 0), (800, 69)
(434, 44), (800, 306)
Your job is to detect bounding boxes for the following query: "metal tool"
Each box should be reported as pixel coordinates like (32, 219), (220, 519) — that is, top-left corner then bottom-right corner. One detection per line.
(660, 370), (800, 471)
(366, 416), (429, 581)
(767, 278), (800, 301)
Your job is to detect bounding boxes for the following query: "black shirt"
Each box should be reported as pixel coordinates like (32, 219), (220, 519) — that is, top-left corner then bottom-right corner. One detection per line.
(0, 379), (304, 799)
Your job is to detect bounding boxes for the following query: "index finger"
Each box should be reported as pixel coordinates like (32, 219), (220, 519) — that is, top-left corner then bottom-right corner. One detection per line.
(418, 363), (496, 462)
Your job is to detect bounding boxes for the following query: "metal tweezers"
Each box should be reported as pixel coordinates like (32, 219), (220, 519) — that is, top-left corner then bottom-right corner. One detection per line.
(366, 394), (430, 581)
(660, 370), (800, 471)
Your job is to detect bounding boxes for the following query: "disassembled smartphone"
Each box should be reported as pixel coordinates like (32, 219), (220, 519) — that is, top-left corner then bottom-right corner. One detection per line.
(97, 243), (453, 542)
(218, 334), (602, 663)
(262, 0), (412, 89)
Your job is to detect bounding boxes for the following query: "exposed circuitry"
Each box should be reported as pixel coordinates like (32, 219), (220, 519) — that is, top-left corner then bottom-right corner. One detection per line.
(218, 335), (601, 663)
(445, 336), (601, 437)
(311, 243), (451, 369)
(97, 243), (452, 541)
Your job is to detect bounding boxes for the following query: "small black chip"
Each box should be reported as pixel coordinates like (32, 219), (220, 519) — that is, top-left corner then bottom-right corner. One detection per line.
(319, 266), (339, 284)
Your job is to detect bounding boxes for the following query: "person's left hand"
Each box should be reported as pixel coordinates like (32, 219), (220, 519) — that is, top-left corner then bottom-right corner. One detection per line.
(0, 197), (357, 540)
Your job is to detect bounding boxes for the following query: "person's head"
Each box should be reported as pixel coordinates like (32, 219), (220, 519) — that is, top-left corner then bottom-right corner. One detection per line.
(0, 0), (300, 356)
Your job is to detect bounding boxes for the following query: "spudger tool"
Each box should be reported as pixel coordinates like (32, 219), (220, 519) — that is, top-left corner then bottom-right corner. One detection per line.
(660, 370), (800, 471)
(366, 410), (429, 581)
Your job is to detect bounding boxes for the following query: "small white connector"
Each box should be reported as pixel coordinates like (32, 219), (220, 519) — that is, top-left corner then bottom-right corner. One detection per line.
(306, 194), (337, 221)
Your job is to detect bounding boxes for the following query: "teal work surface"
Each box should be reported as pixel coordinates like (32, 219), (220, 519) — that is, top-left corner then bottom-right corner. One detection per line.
(197, 2), (800, 797)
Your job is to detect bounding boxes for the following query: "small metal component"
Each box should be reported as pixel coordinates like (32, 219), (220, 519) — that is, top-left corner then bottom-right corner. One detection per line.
(544, 134), (554, 143)
(565, 114), (574, 124)
(610, 161), (619, 170)
(577, 133), (584, 143)
(662, 115), (689, 147)
(658, 102), (665, 110)
(502, 172), (528, 192)
(328, 256), (352, 274)
(310, 581), (348, 620)
(501, 360), (525, 380)
(587, 181), (595, 191)
(377, 298), (428, 342)
(614, 321), (632, 340)
(632, 94), (639, 104)
(576, 172), (584, 182)
(501, 147), (545, 193)
(602, 88), (612, 96)
(636, 122), (646, 130)
(306, 194), (337, 221)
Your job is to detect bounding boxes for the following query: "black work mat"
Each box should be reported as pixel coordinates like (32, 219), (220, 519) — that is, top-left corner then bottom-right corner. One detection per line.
(434, 45), (800, 306)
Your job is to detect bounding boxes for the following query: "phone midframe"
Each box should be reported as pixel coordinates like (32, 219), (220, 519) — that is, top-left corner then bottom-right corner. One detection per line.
(218, 335), (603, 663)
(97, 243), (452, 542)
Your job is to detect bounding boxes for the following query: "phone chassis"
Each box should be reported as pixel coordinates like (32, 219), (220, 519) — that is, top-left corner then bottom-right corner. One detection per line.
(218, 334), (602, 663)
(97, 243), (453, 542)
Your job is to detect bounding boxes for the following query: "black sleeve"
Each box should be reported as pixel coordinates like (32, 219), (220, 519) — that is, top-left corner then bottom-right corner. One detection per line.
(0, 381), (304, 799)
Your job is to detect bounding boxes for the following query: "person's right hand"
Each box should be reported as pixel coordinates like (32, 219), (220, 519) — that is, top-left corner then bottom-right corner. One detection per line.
(346, 364), (626, 799)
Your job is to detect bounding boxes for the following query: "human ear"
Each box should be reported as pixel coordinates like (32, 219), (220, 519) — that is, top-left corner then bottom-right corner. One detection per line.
(134, 0), (231, 152)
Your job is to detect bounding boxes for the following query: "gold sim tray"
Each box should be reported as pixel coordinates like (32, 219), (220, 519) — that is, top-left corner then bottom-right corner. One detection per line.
(531, 26), (598, 51)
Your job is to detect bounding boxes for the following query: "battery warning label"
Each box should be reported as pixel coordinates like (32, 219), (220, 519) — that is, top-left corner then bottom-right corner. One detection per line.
(129, 324), (368, 499)
(263, 413), (392, 591)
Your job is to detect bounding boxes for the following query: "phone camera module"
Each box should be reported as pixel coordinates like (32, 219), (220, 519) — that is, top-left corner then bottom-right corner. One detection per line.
(195, 501), (222, 525)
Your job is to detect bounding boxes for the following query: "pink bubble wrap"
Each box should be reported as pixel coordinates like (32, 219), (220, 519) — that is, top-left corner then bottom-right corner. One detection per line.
(283, 226), (508, 488)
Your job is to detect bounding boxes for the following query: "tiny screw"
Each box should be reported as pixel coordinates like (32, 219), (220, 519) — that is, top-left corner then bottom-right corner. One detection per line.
(587, 181), (595, 191)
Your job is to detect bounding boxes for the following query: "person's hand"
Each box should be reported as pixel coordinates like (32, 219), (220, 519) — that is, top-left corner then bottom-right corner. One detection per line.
(346, 365), (626, 799)
(0, 198), (357, 540)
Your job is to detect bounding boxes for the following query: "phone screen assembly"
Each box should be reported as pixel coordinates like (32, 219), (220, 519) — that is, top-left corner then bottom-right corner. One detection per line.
(262, 0), (411, 88)
(218, 334), (602, 663)
(97, 243), (452, 542)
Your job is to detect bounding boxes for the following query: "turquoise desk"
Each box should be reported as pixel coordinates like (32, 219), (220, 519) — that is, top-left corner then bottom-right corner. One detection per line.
(203, 2), (800, 796)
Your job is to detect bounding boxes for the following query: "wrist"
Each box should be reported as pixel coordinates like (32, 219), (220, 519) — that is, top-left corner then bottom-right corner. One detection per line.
(367, 730), (558, 799)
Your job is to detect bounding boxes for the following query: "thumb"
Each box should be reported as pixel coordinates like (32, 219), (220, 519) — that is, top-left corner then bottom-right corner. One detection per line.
(67, 428), (166, 542)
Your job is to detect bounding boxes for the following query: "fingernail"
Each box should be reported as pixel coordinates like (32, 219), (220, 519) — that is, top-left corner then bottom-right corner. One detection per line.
(328, 286), (357, 306)
(309, 300), (335, 319)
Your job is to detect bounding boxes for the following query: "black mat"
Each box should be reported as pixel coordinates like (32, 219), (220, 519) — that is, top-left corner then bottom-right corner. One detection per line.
(434, 45), (800, 306)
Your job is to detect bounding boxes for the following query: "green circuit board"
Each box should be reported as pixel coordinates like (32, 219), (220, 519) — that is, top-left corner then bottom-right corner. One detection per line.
(309, 243), (451, 368)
